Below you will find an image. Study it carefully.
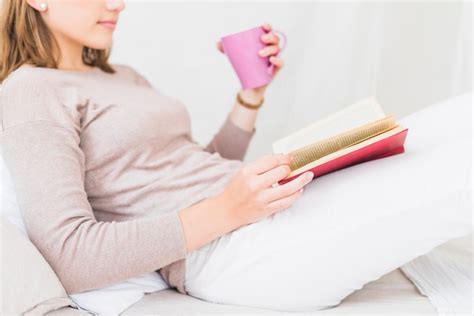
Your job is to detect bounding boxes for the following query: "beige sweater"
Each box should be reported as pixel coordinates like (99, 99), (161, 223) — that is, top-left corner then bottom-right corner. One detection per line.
(0, 64), (255, 294)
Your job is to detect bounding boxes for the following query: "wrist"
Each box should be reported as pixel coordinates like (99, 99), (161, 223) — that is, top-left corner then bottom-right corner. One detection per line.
(178, 194), (241, 253)
(214, 193), (243, 231)
(238, 89), (264, 105)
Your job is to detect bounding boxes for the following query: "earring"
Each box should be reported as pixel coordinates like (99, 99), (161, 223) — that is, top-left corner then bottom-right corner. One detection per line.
(39, 2), (47, 11)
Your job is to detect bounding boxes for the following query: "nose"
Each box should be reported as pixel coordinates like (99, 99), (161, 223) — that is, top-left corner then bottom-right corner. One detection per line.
(105, 0), (125, 12)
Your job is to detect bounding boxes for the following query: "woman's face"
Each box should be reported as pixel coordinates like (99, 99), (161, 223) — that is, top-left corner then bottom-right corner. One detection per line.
(27, 0), (125, 50)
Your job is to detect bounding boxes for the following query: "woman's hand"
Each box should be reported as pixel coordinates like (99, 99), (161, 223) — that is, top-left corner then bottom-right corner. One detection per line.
(217, 22), (285, 100)
(217, 153), (314, 227)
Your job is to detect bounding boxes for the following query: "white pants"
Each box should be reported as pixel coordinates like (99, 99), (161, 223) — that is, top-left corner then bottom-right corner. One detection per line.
(184, 99), (472, 312)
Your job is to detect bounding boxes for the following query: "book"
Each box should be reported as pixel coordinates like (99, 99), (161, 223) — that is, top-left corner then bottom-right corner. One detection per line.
(272, 97), (409, 185)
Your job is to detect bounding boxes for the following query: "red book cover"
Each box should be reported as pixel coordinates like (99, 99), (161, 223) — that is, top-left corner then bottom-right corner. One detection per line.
(278, 128), (409, 185)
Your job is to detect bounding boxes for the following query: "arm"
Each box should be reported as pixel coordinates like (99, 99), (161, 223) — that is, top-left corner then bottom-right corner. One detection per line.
(0, 118), (242, 294)
(0, 121), (189, 294)
(0, 72), (241, 295)
(204, 91), (262, 161)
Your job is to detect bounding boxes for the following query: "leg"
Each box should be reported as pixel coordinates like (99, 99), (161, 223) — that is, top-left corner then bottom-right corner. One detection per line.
(184, 95), (473, 311)
(184, 136), (471, 312)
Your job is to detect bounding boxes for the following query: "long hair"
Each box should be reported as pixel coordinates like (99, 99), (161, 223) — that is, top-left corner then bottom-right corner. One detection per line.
(0, 0), (115, 83)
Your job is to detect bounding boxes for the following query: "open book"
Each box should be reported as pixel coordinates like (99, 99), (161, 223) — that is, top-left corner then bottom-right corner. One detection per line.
(273, 97), (409, 185)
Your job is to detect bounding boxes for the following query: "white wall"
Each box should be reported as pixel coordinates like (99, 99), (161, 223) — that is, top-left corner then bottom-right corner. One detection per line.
(110, 1), (472, 161)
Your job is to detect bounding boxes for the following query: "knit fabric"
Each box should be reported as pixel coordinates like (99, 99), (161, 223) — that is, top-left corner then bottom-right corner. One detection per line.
(0, 64), (255, 294)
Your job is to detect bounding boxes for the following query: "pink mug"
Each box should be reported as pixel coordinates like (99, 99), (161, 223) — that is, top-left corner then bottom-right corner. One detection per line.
(221, 25), (287, 90)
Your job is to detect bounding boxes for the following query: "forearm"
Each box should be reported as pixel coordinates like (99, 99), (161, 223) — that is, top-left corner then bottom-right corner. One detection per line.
(203, 90), (261, 160)
(178, 194), (240, 252)
(228, 90), (263, 132)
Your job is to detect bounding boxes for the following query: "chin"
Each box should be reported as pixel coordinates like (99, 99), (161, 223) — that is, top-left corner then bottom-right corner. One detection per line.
(85, 38), (113, 51)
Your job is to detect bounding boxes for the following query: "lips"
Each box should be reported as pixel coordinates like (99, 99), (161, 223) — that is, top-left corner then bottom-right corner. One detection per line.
(97, 20), (117, 29)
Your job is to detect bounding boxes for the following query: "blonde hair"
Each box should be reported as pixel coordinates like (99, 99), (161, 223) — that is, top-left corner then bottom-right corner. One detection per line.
(0, 0), (115, 83)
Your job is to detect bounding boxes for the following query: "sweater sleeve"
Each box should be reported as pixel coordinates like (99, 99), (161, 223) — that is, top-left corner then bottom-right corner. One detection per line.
(0, 121), (187, 294)
(203, 114), (256, 161)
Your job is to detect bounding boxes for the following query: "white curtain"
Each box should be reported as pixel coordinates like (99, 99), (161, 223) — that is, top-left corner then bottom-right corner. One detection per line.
(112, 1), (471, 161)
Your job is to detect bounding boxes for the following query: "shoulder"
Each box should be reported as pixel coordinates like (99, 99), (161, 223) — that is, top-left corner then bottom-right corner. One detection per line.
(1, 66), (82, 130)
(111, 63), (154, 89)
(111, 63), (136, 76)
(1, 64), (78, 94)
(1, 65), (55, 89)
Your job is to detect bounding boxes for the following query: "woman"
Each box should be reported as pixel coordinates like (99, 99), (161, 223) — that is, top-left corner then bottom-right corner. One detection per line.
(0, 0), (311, 302)
(1, 0), (471, 312)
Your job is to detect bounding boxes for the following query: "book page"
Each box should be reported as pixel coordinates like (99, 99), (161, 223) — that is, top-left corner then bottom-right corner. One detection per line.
(287, 116), (397, 171)
(285, 125), (407, 179)
(272, 96), (386, 154)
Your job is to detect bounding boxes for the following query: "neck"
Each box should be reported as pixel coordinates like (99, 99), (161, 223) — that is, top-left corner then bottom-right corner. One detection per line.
(54, 34), (94, 72)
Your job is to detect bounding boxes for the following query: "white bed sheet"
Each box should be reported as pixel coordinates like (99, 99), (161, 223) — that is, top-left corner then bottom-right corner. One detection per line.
(48, 268), (436, 315)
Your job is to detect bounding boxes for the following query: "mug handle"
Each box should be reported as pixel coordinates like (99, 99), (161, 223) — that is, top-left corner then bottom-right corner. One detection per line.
(267, 29), (287, 75)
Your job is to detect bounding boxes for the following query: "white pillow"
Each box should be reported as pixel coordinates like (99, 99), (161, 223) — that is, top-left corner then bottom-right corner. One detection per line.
(401, 233), (473, 314)
(397, 92), (471, 148)
(398, 92), (473, 313)
(0, 215), (75, 315)
(184, 92), (472, 311)
(0, 146), (170, 316)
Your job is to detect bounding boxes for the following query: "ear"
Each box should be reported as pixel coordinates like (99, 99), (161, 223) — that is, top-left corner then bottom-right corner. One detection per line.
(26, 0), (48, 12)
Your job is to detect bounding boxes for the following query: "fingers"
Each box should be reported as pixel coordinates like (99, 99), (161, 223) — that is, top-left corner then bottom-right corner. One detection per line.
(216, 41), (224, 53)
(257, 164), (292, 188)
(262, 22), (272, 32)
(245, 153), (292, 175)
(260, 22), (283, 61)
(259, 45), (280, 58)
(265, 185), (304, 215)
(269, 56), (284, 68)
(260, 32), (280, 45)
(263, 171), (314, 203)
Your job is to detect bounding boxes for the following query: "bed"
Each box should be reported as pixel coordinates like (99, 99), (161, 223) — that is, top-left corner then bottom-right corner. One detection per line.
(46, 268), (436, 315)
(2, 93), (471, 315)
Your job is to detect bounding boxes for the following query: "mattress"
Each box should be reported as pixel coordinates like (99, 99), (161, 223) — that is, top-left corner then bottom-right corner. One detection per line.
(47, 268), (436, 315)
